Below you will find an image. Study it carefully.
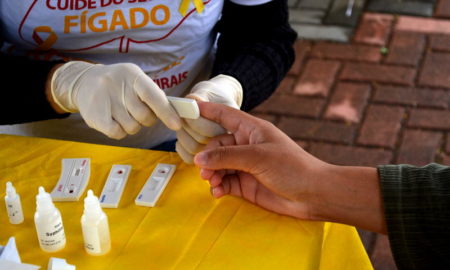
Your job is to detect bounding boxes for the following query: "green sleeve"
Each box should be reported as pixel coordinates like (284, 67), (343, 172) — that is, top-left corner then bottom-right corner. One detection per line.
(378, 163), (450, 269)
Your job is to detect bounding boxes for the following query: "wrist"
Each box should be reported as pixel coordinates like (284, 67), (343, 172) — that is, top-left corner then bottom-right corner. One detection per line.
(301, 162), (338, 220)
(45, 63), (67, 114)
(308, 165), (387, 233)
(50, 61), (96, 113)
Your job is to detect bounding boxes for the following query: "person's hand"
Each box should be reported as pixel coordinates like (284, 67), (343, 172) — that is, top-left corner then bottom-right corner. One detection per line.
(192, 102), (332, 220)
(175, 75), (243, 163)
(50, 61), (182, 139)
(193, 102), (386, 233)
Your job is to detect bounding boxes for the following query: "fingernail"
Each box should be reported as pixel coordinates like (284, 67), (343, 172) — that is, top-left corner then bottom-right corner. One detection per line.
(194, 152), (207, 166)
(199, 168), (207, 180)
(211, 187), (219, 198)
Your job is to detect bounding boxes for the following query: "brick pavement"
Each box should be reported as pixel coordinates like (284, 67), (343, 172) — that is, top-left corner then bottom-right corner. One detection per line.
(251, 3), (450, 269)
(289, 0), (437, 42)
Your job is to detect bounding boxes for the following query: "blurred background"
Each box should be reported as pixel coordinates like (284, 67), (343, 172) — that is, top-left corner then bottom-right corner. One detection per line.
(250, 0), (450, 269)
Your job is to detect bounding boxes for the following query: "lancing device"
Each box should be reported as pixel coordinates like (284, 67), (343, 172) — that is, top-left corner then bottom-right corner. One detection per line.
(167, 96), (200, 119)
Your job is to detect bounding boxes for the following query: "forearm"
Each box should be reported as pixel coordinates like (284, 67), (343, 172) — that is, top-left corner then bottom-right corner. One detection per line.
(378, 163), (450, 269)
(309, 165), (387, 234)
(45, 63), (67, 114)
(0, 53), (68, 124)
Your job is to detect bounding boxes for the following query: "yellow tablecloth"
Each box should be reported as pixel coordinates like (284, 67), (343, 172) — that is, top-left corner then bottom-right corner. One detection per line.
(0, 135), (372, 269)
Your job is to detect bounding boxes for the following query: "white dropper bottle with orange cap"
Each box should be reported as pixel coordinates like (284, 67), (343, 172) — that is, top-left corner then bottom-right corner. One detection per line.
(81, 190), (111, 255)
(34, 186), (66, 252)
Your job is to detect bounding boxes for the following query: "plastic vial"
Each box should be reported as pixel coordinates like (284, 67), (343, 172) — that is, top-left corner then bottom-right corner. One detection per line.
(48, 257), (76, 270)
(4, 182), (24, 224)
(34, 186), (66, 252)
(81, 190), (111, 256)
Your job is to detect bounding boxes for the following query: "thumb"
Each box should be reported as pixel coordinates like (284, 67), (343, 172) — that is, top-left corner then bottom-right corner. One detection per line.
(194, 145), (264, 173)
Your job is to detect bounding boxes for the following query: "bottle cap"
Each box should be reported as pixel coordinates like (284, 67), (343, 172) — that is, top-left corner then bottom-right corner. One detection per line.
(6, 181), (17, 198)
(48, 257), (76, 270)
(84, 190), (102, 216)
(36, 186), (56, 212)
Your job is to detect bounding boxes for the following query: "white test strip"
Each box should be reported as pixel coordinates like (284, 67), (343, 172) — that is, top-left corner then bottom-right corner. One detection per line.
(51, 158), (90, 201)
(135, 163), (176, 207)
(167, 96), (200, 119)
(99, 165), (131, 208)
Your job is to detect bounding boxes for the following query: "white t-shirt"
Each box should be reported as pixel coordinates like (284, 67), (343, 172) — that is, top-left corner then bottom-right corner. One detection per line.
(0, 0), (270, 148)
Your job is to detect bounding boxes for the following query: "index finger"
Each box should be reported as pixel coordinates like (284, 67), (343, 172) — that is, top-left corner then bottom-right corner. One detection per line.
(198, 102), (260, 136)
(134, 74), (182, 130)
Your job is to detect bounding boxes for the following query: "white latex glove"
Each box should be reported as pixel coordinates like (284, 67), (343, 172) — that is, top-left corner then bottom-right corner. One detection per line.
(51, 61), (182, 139)
(176, 74), (243, 163)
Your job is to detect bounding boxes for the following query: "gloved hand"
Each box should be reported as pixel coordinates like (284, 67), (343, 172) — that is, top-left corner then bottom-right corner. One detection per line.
(176, 74), (243, 163)
(50, 61), (182, 139)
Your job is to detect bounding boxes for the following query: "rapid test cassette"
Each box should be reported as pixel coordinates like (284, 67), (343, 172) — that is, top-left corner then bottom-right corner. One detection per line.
(99, 165), (131, 208)
(167, 96), (200, 119)
(51, 158), (90, 201)
(135, 163), (176, 207)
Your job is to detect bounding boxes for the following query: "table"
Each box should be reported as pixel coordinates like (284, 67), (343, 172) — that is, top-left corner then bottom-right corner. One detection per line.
(0, 135), (373, 269)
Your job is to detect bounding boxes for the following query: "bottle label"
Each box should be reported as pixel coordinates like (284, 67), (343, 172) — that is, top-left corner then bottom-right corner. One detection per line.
(6, 201), (23, 223)
(83, 225), (101, 253)
(37, 220), (66, 248)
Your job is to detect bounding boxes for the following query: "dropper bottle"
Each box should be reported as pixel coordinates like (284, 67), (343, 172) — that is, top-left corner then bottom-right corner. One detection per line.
(34, 186), (66, 252)
(81, 190), (111, 255)
(4, 182), (24, 224)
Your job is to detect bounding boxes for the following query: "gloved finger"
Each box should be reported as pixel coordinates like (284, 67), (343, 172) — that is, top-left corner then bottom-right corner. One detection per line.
(84, 114), (127, 140)
(176, 128), (205, 155)
(185, 116), (226, 137)
(134, 74), (182, 131)
(101, 122), (128, 140)
(78, 102), (127, 140)
(188, 91), (238, 109)
(112, 110), (141, 135)
(175, 141), (194, 164)
(110, 94), (141, 135)
(124, 91), (158, 127)
(183, 122), (209, 144)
